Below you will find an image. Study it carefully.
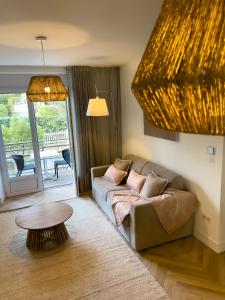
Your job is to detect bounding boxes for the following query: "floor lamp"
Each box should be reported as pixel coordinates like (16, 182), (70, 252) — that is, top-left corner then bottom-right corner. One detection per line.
(86, 86), (118, 157)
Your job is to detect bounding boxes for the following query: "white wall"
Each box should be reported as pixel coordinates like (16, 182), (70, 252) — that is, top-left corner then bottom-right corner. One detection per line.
(219, 138), (225, 250)
(0, 66), (67, 93)
(120, 57), (225, 253)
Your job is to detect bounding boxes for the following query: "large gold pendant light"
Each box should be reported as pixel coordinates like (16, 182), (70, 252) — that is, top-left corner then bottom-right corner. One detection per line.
(132, 0), (225, 135)
(26, 36), (68, 102)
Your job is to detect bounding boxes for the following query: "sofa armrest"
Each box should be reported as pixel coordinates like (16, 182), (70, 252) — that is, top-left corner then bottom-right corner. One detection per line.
(91, 165), (109, 181)
(129, 197), (194, 250)
(130, 199), (158, 250)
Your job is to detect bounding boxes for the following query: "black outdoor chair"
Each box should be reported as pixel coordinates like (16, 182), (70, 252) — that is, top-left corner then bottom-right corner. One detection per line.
(54, 149), (71, 179)
(10, 154), (36, 176)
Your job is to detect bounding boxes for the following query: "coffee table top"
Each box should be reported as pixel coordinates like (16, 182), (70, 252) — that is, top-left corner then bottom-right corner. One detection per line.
(15, 202), (73, 230)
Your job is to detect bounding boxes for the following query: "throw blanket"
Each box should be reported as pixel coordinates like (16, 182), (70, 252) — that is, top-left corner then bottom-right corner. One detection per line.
(112, 189), (198, 233)
(112, 193), (140, 226)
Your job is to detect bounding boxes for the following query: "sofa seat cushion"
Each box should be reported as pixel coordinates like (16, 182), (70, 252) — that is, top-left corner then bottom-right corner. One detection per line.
(92, 177), (129, 201)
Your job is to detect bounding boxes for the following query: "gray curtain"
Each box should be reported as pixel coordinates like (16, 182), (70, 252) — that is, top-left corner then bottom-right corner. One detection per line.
(67, 66), (121, 194)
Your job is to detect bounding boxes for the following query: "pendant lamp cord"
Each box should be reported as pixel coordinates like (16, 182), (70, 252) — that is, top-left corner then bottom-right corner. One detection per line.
(95, 85), (99, 98)
(40, 38), (46, 74)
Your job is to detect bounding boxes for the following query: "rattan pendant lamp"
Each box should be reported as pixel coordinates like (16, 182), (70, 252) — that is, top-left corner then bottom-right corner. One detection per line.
(132, 0), (225, 135)
(26, 36), (68, 102)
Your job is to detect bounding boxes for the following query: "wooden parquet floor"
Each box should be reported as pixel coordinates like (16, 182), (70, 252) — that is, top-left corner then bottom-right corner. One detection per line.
(138, 236), (225, 300)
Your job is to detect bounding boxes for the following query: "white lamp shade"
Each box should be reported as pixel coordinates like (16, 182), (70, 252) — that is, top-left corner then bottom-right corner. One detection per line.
(86, 97), (109, 116)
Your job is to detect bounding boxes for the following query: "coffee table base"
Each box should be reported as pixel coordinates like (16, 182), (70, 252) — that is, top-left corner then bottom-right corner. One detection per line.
(26, 223), (69, 250)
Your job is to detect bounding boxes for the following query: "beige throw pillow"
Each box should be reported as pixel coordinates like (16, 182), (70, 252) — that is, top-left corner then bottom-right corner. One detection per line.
(126, 169), (146, 193)
(140, 171), (168, 198)
(114, 158), (132, 172)
(104, 165), (127, 185)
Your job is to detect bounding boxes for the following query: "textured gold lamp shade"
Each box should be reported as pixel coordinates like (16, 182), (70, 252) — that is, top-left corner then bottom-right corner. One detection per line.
(26, 75), (68, 102)
(132, 0), (225, 135)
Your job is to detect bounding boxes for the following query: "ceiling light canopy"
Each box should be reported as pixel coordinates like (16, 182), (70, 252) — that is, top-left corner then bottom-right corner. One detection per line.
(26, 36), (68, 102)
(132, 0), (225, 135)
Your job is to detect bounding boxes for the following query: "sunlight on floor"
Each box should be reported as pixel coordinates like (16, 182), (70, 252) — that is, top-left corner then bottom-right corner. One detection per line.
(0, 184), (76, 213)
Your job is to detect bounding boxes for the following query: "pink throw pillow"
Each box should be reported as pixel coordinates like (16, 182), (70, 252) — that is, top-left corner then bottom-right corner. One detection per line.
(126, 169), (146, 193)
(104, 165), (127, 185)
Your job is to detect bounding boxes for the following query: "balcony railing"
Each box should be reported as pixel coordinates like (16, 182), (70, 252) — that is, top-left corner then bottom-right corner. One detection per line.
(4, 131), (72, 180)
(4, 139), (69, 159)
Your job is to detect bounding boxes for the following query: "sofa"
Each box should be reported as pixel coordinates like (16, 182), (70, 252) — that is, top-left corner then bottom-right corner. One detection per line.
(91, 154), (195, 251)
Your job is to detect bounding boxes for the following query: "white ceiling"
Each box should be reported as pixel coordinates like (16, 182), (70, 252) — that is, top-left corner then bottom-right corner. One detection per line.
(0, 0), (162, 66)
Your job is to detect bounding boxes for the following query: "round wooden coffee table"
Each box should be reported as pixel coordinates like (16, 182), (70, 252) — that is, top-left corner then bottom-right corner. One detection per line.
(15, 202), (73, 250)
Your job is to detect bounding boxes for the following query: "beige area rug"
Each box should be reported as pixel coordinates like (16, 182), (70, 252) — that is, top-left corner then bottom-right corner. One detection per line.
(0, 185), (76, 213)
(0, 197), (169, 300)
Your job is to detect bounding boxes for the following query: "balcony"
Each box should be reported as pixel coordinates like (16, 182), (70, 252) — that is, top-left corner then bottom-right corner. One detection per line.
(5, 131), (73, 189)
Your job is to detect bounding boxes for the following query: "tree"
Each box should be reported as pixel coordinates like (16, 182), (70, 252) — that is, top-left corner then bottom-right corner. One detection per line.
(6, 98), (14, 116)
(36, 105), (65, 118)
(36, 103), (67, 133)
(36, 117), (67, 133)
(0, 95), (8, 104)
(4, 116), (31, 142)
(2, 116), (43, 143)
(0, 104), (8, 117)
(0, 94), (15, 116)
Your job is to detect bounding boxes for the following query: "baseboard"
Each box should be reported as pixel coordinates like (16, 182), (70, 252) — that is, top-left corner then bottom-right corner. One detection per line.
(0, 193), (6, 204)
(194, 230), (225, 253)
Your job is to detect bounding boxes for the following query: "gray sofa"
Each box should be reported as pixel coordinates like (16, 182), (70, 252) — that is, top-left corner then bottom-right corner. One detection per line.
(91, 154), (195, 251)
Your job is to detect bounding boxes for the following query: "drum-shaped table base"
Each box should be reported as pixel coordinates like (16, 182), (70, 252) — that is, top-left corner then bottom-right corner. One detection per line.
(26, 223), (69, 250)
(15, 202), (73, 251)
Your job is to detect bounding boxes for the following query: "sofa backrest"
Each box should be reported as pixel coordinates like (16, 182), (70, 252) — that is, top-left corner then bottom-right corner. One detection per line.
(124, 154), (149, 174)
(124, 154), (184, 190)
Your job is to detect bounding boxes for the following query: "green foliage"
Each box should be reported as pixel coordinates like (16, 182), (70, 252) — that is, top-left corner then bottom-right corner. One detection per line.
(2, 116), (43, 143)
(36, 105), (66, 118)
(0, 95), (8, 104)
(0, 117), (10, 127)
(2, 116), (31, 143)
(36, 106), (58, 118)
(6, 98), (14, 116)
(36, 104), (67, 133)
(0, 96), (66, 143)
(0, 94), (15, 116)
(0, 104), (8, 117)
(36, 117), (67, 133)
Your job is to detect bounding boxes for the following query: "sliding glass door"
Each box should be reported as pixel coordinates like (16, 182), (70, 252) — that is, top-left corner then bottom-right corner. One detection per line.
(0, 92), (76, 198)
(0, 93), (43, 196)
(0, 92), (75, 198)
(33, 101), (73, 189)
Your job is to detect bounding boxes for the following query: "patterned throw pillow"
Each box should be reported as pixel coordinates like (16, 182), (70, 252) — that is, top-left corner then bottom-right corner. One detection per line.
(126, 169), (146, 193)
(140, 171), (168, 198)
(104, 165), (127, 186)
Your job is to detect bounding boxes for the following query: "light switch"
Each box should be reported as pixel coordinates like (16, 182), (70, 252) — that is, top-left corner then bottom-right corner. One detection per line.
(207, 146), (215, 156)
